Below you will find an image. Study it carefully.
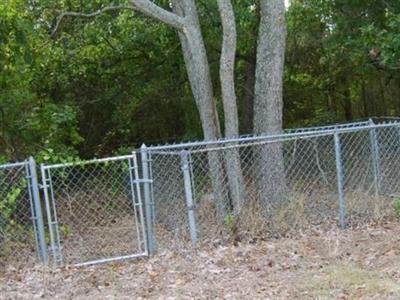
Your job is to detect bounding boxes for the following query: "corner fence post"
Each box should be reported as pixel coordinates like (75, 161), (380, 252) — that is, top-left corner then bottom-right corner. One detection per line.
(180, 150), (198, 244)
(28, 157), (48, 264)
(368, 119), (381, 196)
(334, 132), (346, 229)
(140, 144), (155, 254)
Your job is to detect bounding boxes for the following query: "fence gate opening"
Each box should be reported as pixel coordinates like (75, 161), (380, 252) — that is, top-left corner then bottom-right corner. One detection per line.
(41, 154), (148, 267)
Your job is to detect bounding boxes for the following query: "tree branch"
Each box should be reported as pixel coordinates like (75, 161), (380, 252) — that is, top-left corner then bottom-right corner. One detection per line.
(51, 1), (186, 38)
(51, 5), (133, 38)
(130, 0), (185, 30)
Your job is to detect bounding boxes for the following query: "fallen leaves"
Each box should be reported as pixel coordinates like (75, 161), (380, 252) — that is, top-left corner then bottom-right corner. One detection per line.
(2, 222), (400, 299)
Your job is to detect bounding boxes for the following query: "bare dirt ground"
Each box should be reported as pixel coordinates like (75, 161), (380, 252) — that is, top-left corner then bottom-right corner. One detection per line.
(2, 223), (400, 299)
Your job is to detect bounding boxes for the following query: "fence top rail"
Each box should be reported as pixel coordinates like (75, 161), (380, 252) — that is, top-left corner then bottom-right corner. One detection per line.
(0, 161), (27, 170)
(146, 119), (394, 153)
(146, 120), (372, 152)
(42, 153), (136, 170)
(2, 119), (400, 168)
(146, 120), (400, 153)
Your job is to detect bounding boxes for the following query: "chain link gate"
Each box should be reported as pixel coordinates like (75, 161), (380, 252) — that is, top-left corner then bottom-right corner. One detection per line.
(40, 154), (148, 267)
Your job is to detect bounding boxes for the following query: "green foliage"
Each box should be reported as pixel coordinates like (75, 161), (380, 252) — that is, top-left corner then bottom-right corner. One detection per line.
(360, 13), (400, 70)
(59, 224), (73, 238)
(0, 182), (24, 223)
(285, 0), (400, 127)
(224, 213), (235, 229)
(393, 198), (400, 218)
(0, 178), (28, 250)
(1, 0), (400, 162)
(0, 0), (82, 162)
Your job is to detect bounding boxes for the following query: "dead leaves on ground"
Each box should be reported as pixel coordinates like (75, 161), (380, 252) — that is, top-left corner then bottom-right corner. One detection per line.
(2, 223), (400, 299)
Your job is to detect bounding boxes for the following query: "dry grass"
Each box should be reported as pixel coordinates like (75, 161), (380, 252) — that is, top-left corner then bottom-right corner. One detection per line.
(3, 188), (397, 271)
(192, 189), (397, 243)
(345, 190), (397, 225)
(300, 264), (400, 299)
(0, 233), (38, 269)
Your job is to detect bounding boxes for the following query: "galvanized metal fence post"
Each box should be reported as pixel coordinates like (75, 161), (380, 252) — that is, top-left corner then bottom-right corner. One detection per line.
(28, 157), (48, 264)
(130, 153), (149, 256)
(368, 118), (381, 196)
(140, 144), (156, 254)
(40, 164), (63, 266)
(334, 132), (346, 229)
(180, 150), (198, 244)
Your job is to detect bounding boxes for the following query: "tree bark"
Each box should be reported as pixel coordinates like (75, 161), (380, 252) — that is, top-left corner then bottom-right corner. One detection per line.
(253, 0), (287, 204)
(216, 0), (246, 215)
(217, 0), (238, 139)
(172, 0), (228, 219)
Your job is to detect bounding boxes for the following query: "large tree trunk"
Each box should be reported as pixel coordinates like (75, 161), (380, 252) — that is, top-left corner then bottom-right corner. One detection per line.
(172, 0), (228, 218)
(217, 0), (246, 215)
(171, 1), (220, 140)
(253, 0), (287, 204)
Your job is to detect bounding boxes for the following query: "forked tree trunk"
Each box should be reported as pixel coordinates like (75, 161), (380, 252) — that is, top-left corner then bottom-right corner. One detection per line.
(54, 0), (285, 217)
(253, 0), (287, 204)
(172, 0), (228, 218)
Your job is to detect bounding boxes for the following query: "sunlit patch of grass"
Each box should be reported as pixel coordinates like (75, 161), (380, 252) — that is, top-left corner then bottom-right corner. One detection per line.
(300, 264), (400, 299)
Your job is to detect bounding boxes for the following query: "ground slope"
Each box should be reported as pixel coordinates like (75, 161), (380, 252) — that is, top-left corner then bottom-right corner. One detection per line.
(2, 223), (400, 299)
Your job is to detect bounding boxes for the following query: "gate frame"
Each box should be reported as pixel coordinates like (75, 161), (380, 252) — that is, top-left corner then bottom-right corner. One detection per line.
(27, 157), (48, 263)
(40, 153), (149, 267)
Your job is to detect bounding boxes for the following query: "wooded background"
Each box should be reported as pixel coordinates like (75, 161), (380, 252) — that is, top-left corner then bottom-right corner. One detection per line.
(1, 0), (400, 163)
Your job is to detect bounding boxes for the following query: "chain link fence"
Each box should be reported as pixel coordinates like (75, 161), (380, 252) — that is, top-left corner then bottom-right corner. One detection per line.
(0, 159), (46, 268)
(149, 120), (400, 246)
(1, 119), (400, 268)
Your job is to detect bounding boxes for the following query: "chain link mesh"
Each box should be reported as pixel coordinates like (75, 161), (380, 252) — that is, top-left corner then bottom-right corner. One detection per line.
(377, 126), (400, 196)
(2, 121), (400, 266)
(42, 156), (147, 266)
(150, 152), (189, 248)
(149, 123), (400, 246)
(0, 162), (37, 267)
